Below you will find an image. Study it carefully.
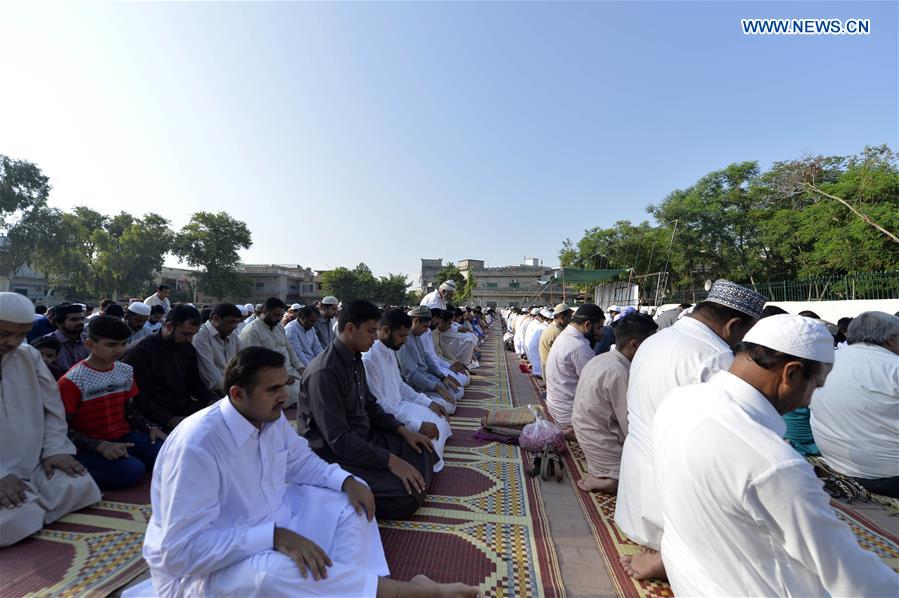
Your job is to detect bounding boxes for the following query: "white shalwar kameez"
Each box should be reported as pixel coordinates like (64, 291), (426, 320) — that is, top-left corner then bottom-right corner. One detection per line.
(143, 399), (388, 597)
(420, 290), (446, 310)
(363, 340), (451, 472)
(614, 316), (733, 549)
(0, 344), (102, 547)
(513, 316), (530, 356)
(421, 329), (470, 387)
(543, 325), (594, 428)
(524, 321), (547, 377)
(653, 371), (899, 596)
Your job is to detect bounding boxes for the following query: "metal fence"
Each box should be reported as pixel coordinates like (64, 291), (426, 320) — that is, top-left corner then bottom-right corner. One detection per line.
(666, 271), (899, 304)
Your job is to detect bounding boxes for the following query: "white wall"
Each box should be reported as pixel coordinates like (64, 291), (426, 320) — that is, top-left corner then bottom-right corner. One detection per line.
(764, 299), (899, 323)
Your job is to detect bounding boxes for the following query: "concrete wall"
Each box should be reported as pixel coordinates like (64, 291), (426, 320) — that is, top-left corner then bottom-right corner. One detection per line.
(764, 299), (899, 323)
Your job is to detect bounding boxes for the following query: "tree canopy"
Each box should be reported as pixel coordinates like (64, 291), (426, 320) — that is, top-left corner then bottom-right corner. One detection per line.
(321, 263), (411, 305)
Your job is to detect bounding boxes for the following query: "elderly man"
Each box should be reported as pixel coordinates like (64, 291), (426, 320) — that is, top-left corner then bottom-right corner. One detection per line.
(141, 346), (475, 598)
(811, 311), (899, 497)
(364, 309), (452, 472)
(124, 301), (153, 345)
(421, 280), (456, 310)
(397, 306), (463, 414)
(0, 293), (101, 547)
(125, 305), (220, 431)
(616, 280), (765, 580)
(240, 297), (304, 407)
(653, 314), (898, 596)
(299, 301), (435, 520)
(524, 309), (551, 378)
(143, 284), (171, 315)
(544, 304), (606, 436)
(192, 303), (243, 395)
(314, 296), (339, 348)
(286, 305), (325, 369)
(44, 303), (89, 373)
(572, 313), (658, 493)
(539, 303), (571, 375)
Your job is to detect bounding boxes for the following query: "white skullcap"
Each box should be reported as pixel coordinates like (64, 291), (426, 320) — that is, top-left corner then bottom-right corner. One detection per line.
(238, 305), (249, 316)
(290, 303), (302, 310)
(439, 280), (457, 291)
(609, 305), (623, 313)
(127, 302), (152, 316)
(244, 303), (254, 312)
(0, 292), (35, 324)
(743, 314), (834, 364)
(539, 308), (554, 319)
(529, 307), (540, 315)
(321, 296), (339, 306)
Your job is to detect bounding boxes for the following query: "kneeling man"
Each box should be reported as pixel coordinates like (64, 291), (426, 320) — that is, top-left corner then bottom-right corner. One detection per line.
(143, 346), (476, 598)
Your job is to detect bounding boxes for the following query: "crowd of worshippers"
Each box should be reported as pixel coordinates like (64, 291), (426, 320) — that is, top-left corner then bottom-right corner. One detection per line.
(501, 282), (899, 596)
(1, 283), (494, 596)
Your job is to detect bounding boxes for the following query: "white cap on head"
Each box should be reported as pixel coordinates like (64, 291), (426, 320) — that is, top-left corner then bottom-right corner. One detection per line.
(244, 303), (254, 312)
(439, 280), (457, 292)
(290, 303), (302, 310)
(321, 296), (339, 306)
(743, 314), (835, 364)
(539, 308), (554, 319)
(128, 302), (152, 316)
(0, 292), (35, 324)
(238, 305), (249, 316)
(529, 307), (540, 315)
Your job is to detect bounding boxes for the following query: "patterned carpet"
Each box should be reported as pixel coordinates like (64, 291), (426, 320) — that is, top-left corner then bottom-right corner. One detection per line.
(379, 327), (565, 597)
(0, 479), (151, 597)
(559, 412), (899, 598)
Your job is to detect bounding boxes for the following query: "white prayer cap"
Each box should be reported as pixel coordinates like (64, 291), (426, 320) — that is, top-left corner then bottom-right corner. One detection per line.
(0, 292), (35, 324)
(127, 302), (151, 316)
(289, 303), (302, 310)
(321, 296), (339, 306)
(238, 305), (249, 316)
(439, 280), (457, 292)
(609, 305), (623, 313)
(529, 307), (540, 315)
(540, 308), (554, 319)
(553, 303), (571, 316)
(244, 303), (254, 312)
(743, 314), (834, 364)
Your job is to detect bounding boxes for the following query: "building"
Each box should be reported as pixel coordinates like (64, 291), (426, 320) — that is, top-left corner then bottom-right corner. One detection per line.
(224, 264), (323, 306)
(457, 258), (575, 308)
(0, 235), (71, 304)
(418, 258), (444, 293)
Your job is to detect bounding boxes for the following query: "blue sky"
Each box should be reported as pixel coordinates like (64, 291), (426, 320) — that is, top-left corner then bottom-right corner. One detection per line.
(1, 1), (895, 284)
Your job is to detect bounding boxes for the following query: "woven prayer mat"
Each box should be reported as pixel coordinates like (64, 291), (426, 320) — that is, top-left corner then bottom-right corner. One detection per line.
(0, 476), (151, 598)
(380, 328), (565, 597)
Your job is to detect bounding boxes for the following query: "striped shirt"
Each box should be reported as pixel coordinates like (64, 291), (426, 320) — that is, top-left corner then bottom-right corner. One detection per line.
(58, 361), (138, 440)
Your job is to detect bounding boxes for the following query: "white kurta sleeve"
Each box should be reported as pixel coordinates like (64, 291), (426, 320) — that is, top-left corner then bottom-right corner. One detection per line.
(37, 352), (76, 459)
(744, 461), (899, 596)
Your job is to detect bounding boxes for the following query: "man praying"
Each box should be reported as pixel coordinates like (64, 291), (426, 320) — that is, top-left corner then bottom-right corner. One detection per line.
(239, 297), (304, 407)
(44, 302), (89, 373)
(421, 280), (456, 310)
(192, 303), (243, 396)
(398, 306), (463, 413)
(285, 305), (325, 370)
(539, 303), (571, 376)
(143, 284), (171, 315)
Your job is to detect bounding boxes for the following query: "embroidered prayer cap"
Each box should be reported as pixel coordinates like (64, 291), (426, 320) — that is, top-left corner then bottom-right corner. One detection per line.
(743, 313), (835, 364)
(439, 280), (457, 292)
(552, 303), (572, 316)
(539, 308), (554, 319)
(321, 296), (339, 306)
(0, 292), (36, 324)
(407, 305), (432, 319)
(127, 301), (152, 316)
(705, 279), (766, 319)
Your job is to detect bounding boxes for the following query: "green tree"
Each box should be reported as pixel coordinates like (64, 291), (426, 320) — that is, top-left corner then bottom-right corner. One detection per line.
(93, 212), (175, 298)
(173, 212), (253, 300)
(375, 273), (411, 306)
(434, 262), (465, 290)
(457, 271), (476, 302)
(0, 155), (55, 282)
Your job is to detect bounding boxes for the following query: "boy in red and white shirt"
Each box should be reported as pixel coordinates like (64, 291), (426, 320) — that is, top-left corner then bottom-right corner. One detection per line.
(58, 316), (167, 489)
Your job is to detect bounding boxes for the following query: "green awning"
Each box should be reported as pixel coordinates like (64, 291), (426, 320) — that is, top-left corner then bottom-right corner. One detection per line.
(552, 268), (628, 284)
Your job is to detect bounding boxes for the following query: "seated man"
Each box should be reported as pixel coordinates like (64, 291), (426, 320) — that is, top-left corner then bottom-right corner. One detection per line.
(544, 304), (606, 436)
(240, 297), (303, 407)
(44, 302), (89, 373)
(364, 309), (452, 472)
(572, 313), (657, 493)
(124, 304), (219, 431)
(539, 303), (572, 375)
(653, 314), (898, 596)
(192, 303), (243, 396)
(423, 307), (470, 387)
(444, 307), (479, 366)
(524, 309), (550, 378)
(58, 316), (167, 490)
(146, 304), (165, 334)
(123, 301), (153, 346)
(811, 311), (899, 497)
(433, 309), (473, 377)
(141, 346), (477, 597)
(0, 292), (101, 547)
(299, 300), (436, 520)
(314, 296), (339, 348)
(398, 306), (463, 413)
(285, 305), (324, 371)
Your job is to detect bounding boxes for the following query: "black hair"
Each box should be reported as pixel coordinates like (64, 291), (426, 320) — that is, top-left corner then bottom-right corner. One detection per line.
(429, 307), (443, 319)
(99, 299), (116, 310)
(87, 315), (131, 342)
(212, 303), (242, 319)
(439, 309), (454, 321)
(165, 304), (202, 327)
(298, 305), (319, 319)
(380, 308), (413, 331)
(337, 300), (382, 333)
(30, 335), (61, 353)
(106, 304), (126, 318)
(837, 317), (853, 333)
(35, 304), (47, 315)
(571, 303), (605, 326)
(611, 313), (658, 346)
(694, 301), (756, 327)
(200, 307), (212, 323)
(734, 341), (823, 380)
(263, 297), (287, 311)
(797, 310), (821, 319)
(453, 307), (464, 317)
(678, 303), (693, 310)
(150, 304), (165, 315)
(158, 284), (171, 291)
(760, 305), (788, 318)
(223, 346), (286, 394)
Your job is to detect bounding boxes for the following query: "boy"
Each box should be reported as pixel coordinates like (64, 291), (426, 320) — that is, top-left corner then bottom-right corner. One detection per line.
(57, 316), (167, 489)
(30, 335), (64, 380)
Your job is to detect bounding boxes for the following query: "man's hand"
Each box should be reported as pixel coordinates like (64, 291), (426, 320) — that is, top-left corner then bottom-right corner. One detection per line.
(451, 362), (468, 374)
(97, 441), (134, 460)
(419, 421), (440, 440)
(41, 454), (87, 478)
(274, 526), (332, 580)
(148, 427), (168, 444)
(436, 384), (457, 408)
(443, 376), (461, 391)
(399, 426), (434, 455)
(342, 476), (375, 521)
(387, 453), (427, 495)
(0, 474), (28, 509)
(428, 401), (448, 418)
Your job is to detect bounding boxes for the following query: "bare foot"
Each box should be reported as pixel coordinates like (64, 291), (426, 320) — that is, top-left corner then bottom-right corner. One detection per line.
(563, 427), (577, 441)
(408, 574), (482, 597)
(620, 551), (666, 580)
(576, 474), (618, 494)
